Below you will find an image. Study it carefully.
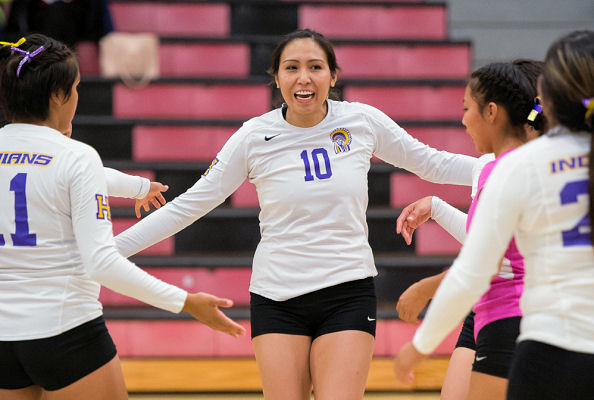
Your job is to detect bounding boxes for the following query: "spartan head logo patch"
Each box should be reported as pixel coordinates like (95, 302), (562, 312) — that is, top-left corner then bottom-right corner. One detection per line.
(330, 128), (351, 154)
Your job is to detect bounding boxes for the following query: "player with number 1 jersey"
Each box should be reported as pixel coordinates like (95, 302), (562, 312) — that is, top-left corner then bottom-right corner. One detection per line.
(0, 123), (189, 341)
(0, 33), (243, 397)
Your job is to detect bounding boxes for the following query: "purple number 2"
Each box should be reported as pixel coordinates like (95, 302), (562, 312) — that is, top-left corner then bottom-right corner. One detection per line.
(1, 173), (37, 246)
(560, 179), (589, 247)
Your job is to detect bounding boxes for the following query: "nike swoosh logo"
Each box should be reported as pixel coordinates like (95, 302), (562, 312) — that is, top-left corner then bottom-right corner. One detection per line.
(265, 134), (281, 141)
(367, 316), (376, 321)
(475, 356), (487, 362)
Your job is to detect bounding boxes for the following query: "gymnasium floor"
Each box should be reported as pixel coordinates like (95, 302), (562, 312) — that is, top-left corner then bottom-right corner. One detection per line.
(130, 393), (440, 399)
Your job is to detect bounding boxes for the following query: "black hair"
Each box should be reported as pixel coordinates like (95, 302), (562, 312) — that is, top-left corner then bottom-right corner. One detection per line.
(469, 61), (543, 140)
(512, 58), (547, 132)
(0, 33), (79, 123)
(540, 30), (594, 244)
(541, 30), (594, 133)
(267, 29), (340, 101)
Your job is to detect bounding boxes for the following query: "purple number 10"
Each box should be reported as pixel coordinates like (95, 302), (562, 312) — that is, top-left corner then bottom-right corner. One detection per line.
(0, 173), (37, 246)
(560, 179), (589, 247)
(300, 148), (333, 182)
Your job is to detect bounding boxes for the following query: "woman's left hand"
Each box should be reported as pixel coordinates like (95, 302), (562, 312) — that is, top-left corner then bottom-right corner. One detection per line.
(135, 181), (168, 218)
(393, 342), (427, 384)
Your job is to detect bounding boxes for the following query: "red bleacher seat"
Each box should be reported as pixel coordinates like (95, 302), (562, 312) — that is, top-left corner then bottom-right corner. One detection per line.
(77, 42), (249, 78)
(107, 319), (460, 357)
(113, 84), (270, 119)
(335, 45), (470, 79)
(107, 320), (253, 357)
(231, 179), (259, 208)
(76, 41), (99, 76)
(390, 173), (471, 208)
(159, 43), (250, 77)
(404, 126), (479, 157)
(111, 218), (174, 255)
(110, 3), (230, 36)
(299, 5), (446, 39)
(415, 220), (463, 255)
(132, 126), (237, 161)
(344, 85), (466, 120)
(374, 319), (461, 356)
(100, 267), (251, 306)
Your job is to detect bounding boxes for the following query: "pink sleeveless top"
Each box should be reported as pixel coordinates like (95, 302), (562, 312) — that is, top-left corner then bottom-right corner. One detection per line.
(466, 149), (524, 338)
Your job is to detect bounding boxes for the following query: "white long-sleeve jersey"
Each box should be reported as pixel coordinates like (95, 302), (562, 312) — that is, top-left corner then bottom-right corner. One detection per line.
(413, 126), (594, 354)
(104, 167), (150, 199)
(0, 124), (186, 341)
(116, 100), (477, 301)
(430, 153), (495, 244)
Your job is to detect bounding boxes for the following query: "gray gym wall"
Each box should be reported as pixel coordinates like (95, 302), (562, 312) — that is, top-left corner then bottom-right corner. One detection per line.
(428, 0), (594, 70)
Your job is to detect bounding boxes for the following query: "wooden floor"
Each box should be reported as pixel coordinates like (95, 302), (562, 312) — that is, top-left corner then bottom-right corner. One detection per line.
(130, 393), (440, 400)
(121, 358), (449, 393)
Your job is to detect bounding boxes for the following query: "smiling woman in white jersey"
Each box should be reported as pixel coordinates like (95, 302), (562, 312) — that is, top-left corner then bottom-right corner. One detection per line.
(0, 34), (245, 400)
(393, 30), (594, 400)
(114, 29), (477, 400)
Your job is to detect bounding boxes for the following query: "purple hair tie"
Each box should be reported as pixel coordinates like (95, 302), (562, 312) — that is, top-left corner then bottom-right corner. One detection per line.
(9, 45), (45, 77)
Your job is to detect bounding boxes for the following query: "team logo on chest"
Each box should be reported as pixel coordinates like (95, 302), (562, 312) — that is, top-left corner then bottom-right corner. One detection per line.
(330, 128), (352, 154)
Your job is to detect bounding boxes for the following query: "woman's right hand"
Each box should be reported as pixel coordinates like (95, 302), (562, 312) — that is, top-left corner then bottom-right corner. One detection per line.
(135, 181), (168, 218)
(182, 292), (246, 337)
(395, 196), (433, 245)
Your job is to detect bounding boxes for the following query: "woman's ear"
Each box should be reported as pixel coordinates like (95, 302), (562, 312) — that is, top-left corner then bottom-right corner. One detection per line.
(50, 91), (66, 106)
(485, 101), (498, 124)
(274, 74), (280, 89)
(330, 71), (338, 88)
(50, 92), (62, 106)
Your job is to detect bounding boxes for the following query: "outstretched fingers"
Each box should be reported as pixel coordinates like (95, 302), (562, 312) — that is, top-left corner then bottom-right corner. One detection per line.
(184, 293), (246, 337)
(208, 296), (246, 337)
(135, 182), (169, 218)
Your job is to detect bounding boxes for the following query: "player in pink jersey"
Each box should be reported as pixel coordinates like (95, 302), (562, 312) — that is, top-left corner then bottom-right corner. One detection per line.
(393, 30), (594, 400)
(394, 60), (545, 400)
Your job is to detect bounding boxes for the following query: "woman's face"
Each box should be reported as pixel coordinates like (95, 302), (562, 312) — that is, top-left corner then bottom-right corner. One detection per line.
(275, 38), (337, 127)
(462, 85), (493, 154)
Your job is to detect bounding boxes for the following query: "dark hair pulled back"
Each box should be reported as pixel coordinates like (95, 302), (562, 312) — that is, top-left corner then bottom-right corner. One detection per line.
(469, 61), (543, 139)
(0, 33), (79, 123)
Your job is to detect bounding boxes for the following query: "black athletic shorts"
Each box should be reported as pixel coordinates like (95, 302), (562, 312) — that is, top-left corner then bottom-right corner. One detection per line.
(250, 277), (377, 339)
(455, 312), (476, 350)
(0, 315), (117, 391)
(472, 316), (520, 378)
(507, 340), (594, 400)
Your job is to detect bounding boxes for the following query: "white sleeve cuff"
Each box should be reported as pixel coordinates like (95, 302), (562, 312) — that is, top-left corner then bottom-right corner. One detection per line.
(135, 176), (150, 199)
(430, 196), (467, 244)
(104, 167), (151, 199)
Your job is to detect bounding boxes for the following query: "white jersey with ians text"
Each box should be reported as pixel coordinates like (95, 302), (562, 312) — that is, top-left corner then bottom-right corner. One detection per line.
(413, 126), (594, 354)
(0, 124), (186, 341)
(116, 100), (476, 301)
